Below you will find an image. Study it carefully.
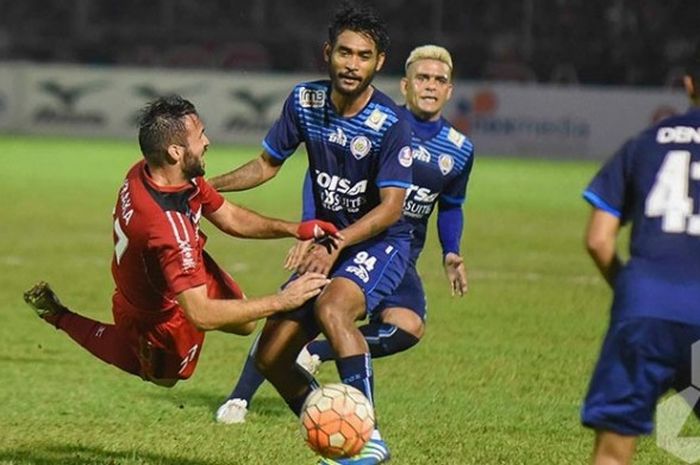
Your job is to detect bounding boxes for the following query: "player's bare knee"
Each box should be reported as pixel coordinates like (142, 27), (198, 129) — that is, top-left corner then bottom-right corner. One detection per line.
(315, 302), (355, 336)
(382, 308), (425, 339)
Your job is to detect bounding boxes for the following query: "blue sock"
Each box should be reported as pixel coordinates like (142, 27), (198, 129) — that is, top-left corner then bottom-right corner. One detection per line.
(307, 324), (420, 361)
(307, 339), (336, 362)
(228, 335), (266, 406)
(336, 353), (374, 405)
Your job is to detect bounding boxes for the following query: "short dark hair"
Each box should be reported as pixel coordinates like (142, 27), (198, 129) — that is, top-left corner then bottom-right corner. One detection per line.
(328, 3), (389, 54)
(137, 95), (197, 166)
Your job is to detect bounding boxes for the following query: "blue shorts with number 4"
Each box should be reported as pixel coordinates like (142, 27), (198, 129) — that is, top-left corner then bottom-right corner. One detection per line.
(332, 236), (411, 317)
(275, 235), (410, 327)
(581, 317), (700, 435)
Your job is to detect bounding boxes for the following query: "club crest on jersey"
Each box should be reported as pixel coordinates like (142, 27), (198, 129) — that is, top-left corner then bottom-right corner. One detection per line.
(447, 127), (465, 148)
(350, 135), (371, 159)
(438, 154), (454, 175)
(299, 87), (325, 108)
(364, 109), (388, 131)
(328, 127), (347, 146)
(413, 145), (431, 163)
(398, 146), (413, 168)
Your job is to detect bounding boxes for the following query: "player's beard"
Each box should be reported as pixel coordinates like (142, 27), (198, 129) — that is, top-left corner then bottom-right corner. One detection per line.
(331, 68), (376, 98)
(182, 148), (205, 179)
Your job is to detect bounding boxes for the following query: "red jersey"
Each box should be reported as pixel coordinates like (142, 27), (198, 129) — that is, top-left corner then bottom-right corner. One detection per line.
(111, 160), (225, 320)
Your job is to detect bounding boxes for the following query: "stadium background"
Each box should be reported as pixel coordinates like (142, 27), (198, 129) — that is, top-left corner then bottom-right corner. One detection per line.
(1, 1), (699, 465)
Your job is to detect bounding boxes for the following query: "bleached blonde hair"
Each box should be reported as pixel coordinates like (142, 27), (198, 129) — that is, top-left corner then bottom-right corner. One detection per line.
(404, 45), (453, 75)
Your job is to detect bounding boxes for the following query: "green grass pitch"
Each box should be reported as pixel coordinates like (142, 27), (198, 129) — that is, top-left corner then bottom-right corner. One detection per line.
(0, 135), (691, 464)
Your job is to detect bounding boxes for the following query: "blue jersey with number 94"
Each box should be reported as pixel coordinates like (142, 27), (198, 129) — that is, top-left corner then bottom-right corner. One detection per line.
(584, 108), (700, 325)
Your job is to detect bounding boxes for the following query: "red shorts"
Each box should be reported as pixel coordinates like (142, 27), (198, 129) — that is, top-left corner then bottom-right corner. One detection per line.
(113, 254), (244, 382)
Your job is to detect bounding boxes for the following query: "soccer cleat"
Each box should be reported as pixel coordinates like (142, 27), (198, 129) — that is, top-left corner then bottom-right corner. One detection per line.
(215, 398), (248, 424)
(23, 281), (68, 326)
(296, 345), (322, 376)
(317, 439), (391, 465)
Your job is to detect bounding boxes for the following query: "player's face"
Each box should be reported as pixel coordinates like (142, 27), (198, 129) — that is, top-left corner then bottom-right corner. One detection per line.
(180, 114), (209, 179)
(325, 30), (385, 97)
(401, 59), (453, 121)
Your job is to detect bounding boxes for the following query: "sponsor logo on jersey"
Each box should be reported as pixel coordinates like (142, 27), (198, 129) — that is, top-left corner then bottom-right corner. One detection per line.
(657, 126), (700, 144)
(398, 145), (413, 168)
(413, 145), (431, 163)
(350, 135), (372, 160)
(404, 184), (440, 218)
(299, 87), (325, 108)
(345, 265), (370, 283)
(438, 154), (454, 175)
(329, 127), (348, 146)
(364, 108), (388, 131)
(314, 170), (368, 212)
(447, 127), (466, 148)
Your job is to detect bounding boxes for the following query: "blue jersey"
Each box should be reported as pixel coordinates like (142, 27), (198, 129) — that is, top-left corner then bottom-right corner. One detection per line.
(584, 108), (700, 325)
(264, 80), (413, 239)
(400, 108), (474, 264)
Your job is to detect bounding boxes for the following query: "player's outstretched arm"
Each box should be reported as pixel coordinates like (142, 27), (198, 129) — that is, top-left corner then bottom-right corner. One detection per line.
(585, 208), (622, 288)
(209, 151), (282, 192)
(177, 273), (330, 331)
(207, 200), (341, 241)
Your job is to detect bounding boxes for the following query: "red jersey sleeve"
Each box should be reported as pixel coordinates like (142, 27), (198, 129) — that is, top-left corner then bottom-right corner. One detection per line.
(148, 210), (208, 296)
(197, 177), (225, 215)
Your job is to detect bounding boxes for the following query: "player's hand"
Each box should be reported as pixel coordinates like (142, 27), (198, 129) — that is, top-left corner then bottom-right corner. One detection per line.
(278, 272), (330, 310)
(284, 239), (313, 271)
(298, 241), (343, 276)
(444, 252), (468, 297)
(296, 220), (344, 247)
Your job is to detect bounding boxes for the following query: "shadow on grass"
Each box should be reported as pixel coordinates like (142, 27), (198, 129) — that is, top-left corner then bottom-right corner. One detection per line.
(0, 443), (221, 465)
(147, 389), (290, 420)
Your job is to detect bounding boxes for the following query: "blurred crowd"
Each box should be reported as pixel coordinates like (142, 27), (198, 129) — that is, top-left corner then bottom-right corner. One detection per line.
(0, 0), (696, 87)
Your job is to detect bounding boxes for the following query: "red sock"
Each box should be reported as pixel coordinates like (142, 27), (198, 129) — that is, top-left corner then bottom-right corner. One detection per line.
(55, 311), (142, 377)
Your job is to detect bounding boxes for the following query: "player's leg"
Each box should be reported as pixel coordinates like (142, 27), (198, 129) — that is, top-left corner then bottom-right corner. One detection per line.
(316, 240), (410, 465)
(255, 305), (321, 416)
(591, 432), (636, 465)
(216, 332), (267, 424)
(23, 281), (142, 377)
(582, 318), (679, 465)
(303, 265), (424, 370)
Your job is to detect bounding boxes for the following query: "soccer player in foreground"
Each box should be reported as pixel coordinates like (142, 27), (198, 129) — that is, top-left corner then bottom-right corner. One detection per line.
(23, 95), (337, 388)
(209, 5), (411, 464)
(581, 56), (700, 464)
(217, 45), (474, 429)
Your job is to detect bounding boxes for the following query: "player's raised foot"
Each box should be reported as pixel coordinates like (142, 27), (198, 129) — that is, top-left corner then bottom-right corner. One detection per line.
(23, 281), (68, 326)
(317, 439), (391, 465)
(296, 345), (322, 376)
(215, 398), (248, 424)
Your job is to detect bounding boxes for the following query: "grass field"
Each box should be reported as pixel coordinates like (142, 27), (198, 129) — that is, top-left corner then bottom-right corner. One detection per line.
(0, 135), (689, 465)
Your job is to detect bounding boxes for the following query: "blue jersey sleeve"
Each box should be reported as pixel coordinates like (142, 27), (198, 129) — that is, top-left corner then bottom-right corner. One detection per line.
(301, 170), (316, 221)
(583, 139), (635, 221)
(440, 151), (474, 206)
(437, 203), (463, 256)
(376, 118), (413, 189)
(262, 89), (302, 162)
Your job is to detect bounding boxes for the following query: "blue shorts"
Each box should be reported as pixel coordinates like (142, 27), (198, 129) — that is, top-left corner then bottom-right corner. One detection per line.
(272, 236), (410, 330)
(581, 318), (700, 435)
(372, 265), (426, 321)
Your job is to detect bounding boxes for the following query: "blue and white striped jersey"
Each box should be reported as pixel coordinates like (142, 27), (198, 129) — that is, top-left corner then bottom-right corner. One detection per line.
(264, 80), (413, 238)
(400, 108), (474, 263)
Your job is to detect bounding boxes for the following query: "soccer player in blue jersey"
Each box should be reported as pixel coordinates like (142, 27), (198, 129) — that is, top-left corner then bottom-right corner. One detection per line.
(209, 5), (411, 464)
(581, 57), (700, 465)
(216, 45), (474, 430)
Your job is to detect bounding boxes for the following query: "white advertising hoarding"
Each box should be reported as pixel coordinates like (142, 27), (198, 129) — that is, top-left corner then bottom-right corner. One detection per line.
(0, 62), (687, 160)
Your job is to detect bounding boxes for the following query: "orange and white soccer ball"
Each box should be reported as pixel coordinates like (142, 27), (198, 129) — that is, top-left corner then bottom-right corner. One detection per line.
(300, 383), (375, 458)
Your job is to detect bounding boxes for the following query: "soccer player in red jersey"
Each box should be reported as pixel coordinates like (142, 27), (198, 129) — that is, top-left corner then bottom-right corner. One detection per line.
(23, 95), (337, 388)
